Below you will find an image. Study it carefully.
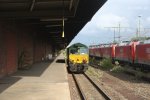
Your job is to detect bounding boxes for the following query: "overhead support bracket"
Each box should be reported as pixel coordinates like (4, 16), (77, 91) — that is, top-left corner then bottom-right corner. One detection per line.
(30, 0), (36, 12)
(69, 0), (73, 11)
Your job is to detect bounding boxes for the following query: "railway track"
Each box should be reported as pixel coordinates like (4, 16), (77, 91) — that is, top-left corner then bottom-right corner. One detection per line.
(72, 73), (111, 100)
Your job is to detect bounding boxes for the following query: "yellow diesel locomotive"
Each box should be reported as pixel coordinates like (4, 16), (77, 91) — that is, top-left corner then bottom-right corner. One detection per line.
(66, 43), (89, 73)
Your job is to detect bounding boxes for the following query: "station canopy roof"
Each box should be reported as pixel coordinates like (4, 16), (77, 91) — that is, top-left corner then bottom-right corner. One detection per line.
(0, 0), (107, 47)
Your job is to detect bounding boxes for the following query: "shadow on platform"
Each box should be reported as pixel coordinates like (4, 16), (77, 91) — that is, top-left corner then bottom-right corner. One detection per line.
(56, 59), (65, 63)
(0, 76), (21, 93)
(0, 60), (54, 94)
(14, 61), (53, 77)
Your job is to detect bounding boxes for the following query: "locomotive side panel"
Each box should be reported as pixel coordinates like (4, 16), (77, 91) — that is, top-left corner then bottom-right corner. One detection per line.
(89, 45), (102, 58)
(102, 47), (112, 58)
(115, 46), (132, 63)
(135, 44), (150, 66)
(89, 48), (94, 56)
(95, 48), (101, 57)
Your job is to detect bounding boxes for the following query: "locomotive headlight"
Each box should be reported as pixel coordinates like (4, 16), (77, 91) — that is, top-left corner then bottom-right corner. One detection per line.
(70, 60), (74, 64)
(82, 59), (87, 63)
(72, 60), (74, 63)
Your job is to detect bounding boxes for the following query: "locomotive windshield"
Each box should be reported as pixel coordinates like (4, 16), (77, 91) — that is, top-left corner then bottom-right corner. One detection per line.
(79, 48), (88, 54)
(70, 49), (77, 54)
(68, 43), (88, 54)
(70, 47), (88, 54)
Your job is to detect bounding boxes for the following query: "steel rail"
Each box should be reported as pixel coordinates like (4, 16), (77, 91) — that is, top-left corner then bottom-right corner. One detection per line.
(72, 74), (87, 100)
(83, 73), (111, 100)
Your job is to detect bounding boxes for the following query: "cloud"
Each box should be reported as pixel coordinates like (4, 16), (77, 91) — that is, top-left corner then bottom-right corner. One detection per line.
(79, 13), (130, 35)
(147, 17), (150, 22)
(70, 0), (150, 46)
(73, 13), (131, 45)
(92, 13), (129, 30)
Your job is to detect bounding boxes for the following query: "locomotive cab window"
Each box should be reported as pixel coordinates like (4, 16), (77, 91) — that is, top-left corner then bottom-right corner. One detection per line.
(70, 49), (77, 54)
(79, 48), (88, 54)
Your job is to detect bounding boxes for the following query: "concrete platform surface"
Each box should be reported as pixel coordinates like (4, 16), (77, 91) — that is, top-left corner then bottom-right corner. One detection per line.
(0, 54), (71, 100)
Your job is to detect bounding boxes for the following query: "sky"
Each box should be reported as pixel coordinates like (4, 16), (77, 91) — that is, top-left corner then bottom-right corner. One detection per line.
(69, 0), (150, 46)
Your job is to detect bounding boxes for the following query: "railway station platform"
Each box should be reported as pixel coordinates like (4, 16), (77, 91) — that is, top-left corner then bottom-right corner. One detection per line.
(0, 54), (71, 100)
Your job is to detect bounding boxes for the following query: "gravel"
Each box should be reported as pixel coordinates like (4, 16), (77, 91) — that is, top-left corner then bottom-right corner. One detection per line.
(86, 66), (150, 100)
(68, 66), (150, 100)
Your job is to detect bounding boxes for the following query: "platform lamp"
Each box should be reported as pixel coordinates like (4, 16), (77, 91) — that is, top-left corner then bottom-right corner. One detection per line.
(62, 0), (65, 38)
(62, 17), (65, 37)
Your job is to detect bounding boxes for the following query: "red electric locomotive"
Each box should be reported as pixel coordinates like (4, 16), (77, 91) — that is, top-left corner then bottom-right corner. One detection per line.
(89, 40), (150, 71)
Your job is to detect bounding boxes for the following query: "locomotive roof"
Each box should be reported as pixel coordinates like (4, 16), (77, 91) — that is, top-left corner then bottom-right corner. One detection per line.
(67, 43), (88, 49)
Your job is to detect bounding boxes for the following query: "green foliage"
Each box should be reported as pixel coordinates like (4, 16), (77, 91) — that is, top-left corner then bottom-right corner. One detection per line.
(100, 58), (113, 70)
(134, 71), (144, 79)
(86, 66), (103, 78)
(89, 57), (95, 64)
(110, 65), (124, 73)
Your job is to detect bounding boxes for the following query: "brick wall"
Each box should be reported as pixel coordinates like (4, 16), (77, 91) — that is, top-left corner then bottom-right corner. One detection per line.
(17, 27), (34, 69)
(5, 25), (18, 75)
(0, 21), (18, 77)
(0, 23), (7, 77)
(0, 21), (53, 77)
